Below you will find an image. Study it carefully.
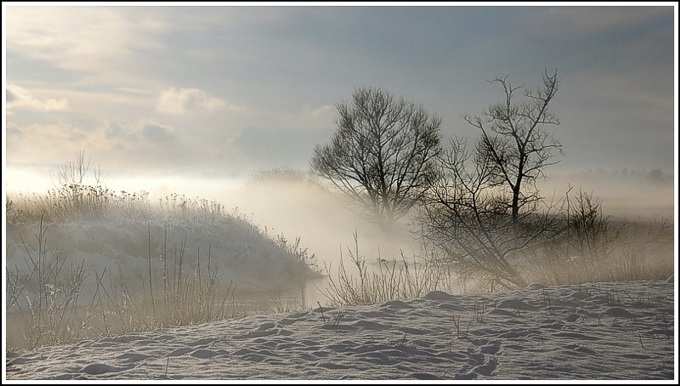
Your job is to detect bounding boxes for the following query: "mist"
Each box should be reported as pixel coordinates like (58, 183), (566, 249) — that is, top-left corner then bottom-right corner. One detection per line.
(215, 176), (424, 273)
(537, 168), (675, 221)
(204, 166), (675, 300)
(7, 164), (673, 265)
(5, 160), (674, 294)
(188, 167), (675, 257)
(4, 162), (675, 351)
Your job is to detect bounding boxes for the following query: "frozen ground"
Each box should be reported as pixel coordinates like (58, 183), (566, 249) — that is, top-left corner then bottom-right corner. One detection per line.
(5, 277), (676, 381)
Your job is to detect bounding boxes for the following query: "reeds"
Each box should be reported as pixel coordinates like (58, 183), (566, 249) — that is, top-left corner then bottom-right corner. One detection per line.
(7, 215), (92, 349)
(525, 217), (674, 286)
(319, 232), (455, 307)
(6, 217), (245, 351)
(6, 187), (320, 352)
(6, 187), (227, 225)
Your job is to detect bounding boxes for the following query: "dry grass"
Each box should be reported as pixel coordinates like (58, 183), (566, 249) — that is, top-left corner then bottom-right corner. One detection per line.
(319, 232), (458, 307)
(6, 179), (320, 352)
(6, 215), (92, 349)
(525, 217), (674, 287)
(319, 213), (674, 307)
(5, 216), (246, 351)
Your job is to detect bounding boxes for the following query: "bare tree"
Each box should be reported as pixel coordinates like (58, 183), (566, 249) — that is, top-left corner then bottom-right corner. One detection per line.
(419, 138), (563, 290)
(418, 70), (563, 290)
(464, 69), (561, 223)
(311, 87), (443, 232)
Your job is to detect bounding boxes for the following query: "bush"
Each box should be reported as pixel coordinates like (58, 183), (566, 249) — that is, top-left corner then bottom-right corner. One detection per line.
(247, 166), (308, 186)
(524, 189), (673, 286)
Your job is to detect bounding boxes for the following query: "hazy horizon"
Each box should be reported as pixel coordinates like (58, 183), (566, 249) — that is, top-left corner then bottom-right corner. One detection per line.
(5, 161), (674, 220)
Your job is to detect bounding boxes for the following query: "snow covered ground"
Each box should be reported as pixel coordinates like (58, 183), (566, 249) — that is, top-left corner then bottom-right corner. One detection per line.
(5, 214), (318, 304)
(5, 277), (676, 381)
(4, 179), (676, 381)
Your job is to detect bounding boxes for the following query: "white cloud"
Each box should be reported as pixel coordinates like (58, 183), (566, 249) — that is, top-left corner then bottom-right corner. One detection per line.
(5, 122), (93, 169)
(6, 84), (68, 112)
(5, 7), (166, 84)
(156, 87), (232, 115)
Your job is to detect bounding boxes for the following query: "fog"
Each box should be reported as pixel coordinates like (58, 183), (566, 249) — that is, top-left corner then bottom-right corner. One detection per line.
(4, 166), (428, 308)
(4, 164), (675, 349)
(210, 167), (675, 301)
(5, 163), (674, 295)
(536, 168), (675, 221)
(154, 169), (673, 293)
(216, 177), (424, 273)
(7, 165), (674, 269)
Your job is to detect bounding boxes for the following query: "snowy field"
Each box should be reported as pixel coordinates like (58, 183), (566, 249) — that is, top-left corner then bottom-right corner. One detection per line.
(5, 180), (677, 382)
(5, 277), (675, 381)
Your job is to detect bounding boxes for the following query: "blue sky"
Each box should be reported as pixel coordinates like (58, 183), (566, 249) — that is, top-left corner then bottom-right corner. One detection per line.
(3, 3), (677, 209)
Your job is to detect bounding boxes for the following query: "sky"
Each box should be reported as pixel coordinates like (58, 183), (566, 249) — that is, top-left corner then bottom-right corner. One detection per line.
(2, 2), (677, 216)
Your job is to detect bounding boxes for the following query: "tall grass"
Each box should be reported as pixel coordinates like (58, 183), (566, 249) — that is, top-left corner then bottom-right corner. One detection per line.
(6, 164), (321, 351)
(88, 226), (243, 338)
(6, 215), (93, 349)
(319, 232), (458, 307)
(5, 216), (246, 351)
(319, 209), (674, 307)
(526, 217), (674, 286)
(6, 186), (230, 225)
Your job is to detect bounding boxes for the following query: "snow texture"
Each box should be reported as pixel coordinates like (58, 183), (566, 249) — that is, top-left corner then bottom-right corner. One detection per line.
(5, 279), (675, 381)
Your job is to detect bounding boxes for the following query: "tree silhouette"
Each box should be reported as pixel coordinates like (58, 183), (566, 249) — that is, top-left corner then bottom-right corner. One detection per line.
(464, 69), (561, 223)
(311, 87), (443, 232)
(419, 70), (563, 290)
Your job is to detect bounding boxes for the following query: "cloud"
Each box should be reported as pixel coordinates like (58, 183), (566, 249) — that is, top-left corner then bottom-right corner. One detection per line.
(156, 87), (232, 114)
(104, 121), (132, 141)
(100, 120), (176, 142)
(142, 123), (175, 142)
(5, 7), (167, 84)
(6, 88), (17, 103)
(5, 122), (96, 169)
(6, 84), (68, 112)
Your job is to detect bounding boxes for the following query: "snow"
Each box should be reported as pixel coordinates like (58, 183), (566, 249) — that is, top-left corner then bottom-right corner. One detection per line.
(4, 181), (677, 382)
(5, 278), (676, 381)
(5, 215), (317, 306)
